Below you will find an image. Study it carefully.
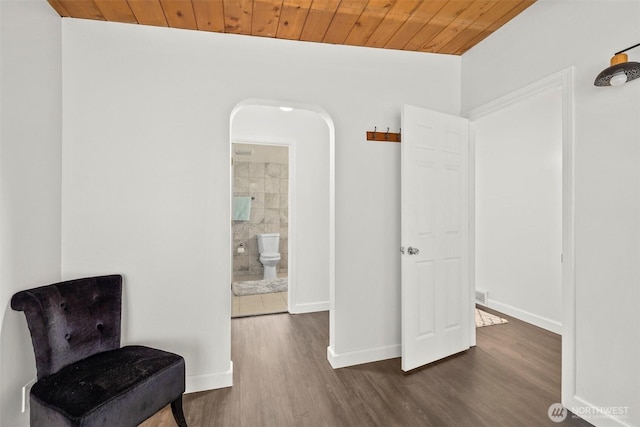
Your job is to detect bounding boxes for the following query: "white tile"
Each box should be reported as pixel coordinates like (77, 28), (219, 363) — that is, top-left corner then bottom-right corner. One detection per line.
(279, 195), (288, 209)
(261, 292), (287, 312)
(233, 254), (249, 271)
(233, 223), (250, 239)
(265, 177), (279, 193)
(265, 193), (280, 209)
(265, 208), (280, 224)
(234, 162), (249, 178)
(250, 192), (264, 208)
(239, 295), (263, 313)
(250, 208), (265, 224)
(249, 177), (264, 192)
(280, 179), (288, 193)
(266, 163), (280, 178)
(234, 177), (249, 192)
(265, 223), (280, 233)
(249, 162), (265, 177)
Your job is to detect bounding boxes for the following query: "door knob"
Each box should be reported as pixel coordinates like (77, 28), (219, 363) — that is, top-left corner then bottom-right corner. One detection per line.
(408, 246), (420, 255)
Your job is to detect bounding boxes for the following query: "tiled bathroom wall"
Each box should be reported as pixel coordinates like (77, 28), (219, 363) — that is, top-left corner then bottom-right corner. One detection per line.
(233, 160), (288, 279)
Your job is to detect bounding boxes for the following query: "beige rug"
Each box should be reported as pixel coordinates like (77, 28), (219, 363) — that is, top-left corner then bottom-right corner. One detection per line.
(232, 278), (288, 296)
(475, 308), (508, 328)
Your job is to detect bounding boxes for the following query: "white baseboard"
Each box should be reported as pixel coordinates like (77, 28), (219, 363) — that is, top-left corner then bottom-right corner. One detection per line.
(327, 344), (400, 369)
(290, 300), (329, 314)
(487, 299), (562, 334)
(564, 394), (634, 427)
(186, 361), (233, 393)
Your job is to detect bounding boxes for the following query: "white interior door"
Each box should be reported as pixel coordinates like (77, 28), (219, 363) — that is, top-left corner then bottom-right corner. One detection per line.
(401, 104), (471, 372)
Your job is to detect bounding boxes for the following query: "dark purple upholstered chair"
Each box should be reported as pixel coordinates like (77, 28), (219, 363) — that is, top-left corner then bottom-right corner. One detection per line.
(11, 275), (187, 427)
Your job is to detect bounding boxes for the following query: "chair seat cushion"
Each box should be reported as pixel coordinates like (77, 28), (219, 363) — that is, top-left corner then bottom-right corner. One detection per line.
(31, 345), (185, 427)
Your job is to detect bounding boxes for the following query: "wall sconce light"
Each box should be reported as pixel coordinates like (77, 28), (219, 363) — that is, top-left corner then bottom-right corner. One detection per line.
(594, 42), (640, 87)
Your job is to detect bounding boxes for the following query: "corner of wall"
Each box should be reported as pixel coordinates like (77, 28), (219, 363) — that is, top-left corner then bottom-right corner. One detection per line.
(326, 344), (400, 369)
(186, 361), (233, 394)
(0, 0), (63, 425)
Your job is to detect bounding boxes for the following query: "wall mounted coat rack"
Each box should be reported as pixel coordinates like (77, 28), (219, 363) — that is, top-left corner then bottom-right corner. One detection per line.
(366, 127), (401, 143)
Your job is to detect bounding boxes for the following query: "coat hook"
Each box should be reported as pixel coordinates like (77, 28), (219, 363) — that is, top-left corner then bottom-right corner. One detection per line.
(385, 127), (390, 140)
(373, 126), (377, 138)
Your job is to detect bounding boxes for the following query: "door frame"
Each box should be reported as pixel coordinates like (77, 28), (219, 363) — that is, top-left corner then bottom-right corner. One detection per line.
(463, 68), (576, 407)
(229, 99), (336, 319)
(231, 140), (295, 313)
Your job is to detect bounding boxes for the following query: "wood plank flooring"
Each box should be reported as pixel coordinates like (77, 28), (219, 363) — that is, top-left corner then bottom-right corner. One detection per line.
(141, 309), (592, 427)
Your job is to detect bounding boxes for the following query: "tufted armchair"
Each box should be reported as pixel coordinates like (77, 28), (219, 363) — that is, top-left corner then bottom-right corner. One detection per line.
(11, 275), (188, 427)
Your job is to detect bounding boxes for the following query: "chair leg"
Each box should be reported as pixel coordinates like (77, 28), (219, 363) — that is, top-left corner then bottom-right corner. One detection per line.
(170, 395), (188, 427)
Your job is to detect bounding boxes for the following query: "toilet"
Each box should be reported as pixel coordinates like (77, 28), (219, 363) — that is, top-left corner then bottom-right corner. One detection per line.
(257, 233), (281, 280)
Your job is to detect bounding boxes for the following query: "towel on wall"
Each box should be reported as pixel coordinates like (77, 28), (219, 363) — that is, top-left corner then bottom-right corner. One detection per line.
(233, 196), (252, 221)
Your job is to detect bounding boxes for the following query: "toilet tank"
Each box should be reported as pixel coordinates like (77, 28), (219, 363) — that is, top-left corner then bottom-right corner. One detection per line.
(257, 233), (280, 253)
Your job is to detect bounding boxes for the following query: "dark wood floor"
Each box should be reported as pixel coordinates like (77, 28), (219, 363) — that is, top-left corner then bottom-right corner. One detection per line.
(142, 309), (592, 427)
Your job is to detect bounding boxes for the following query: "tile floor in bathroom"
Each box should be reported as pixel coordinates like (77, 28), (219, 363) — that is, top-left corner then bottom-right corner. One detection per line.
(231, 273), (288, 318)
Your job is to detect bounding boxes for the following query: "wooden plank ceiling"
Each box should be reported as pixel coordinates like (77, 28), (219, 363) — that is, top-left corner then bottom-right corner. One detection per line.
(47, 0), (535, 55)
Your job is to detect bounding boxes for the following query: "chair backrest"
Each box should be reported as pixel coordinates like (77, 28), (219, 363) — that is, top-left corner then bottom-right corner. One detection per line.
(11, 275), (123, 379)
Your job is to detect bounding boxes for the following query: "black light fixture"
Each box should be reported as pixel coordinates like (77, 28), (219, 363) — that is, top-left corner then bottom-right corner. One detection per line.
(594, 42), (640, 87)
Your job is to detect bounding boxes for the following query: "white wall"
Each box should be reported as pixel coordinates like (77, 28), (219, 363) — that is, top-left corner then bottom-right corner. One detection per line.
(0, 0), (62, 425)
(232, 105), (330, 313)
(61, 18), (461, 390)
(463, 1), (640, 425)
(475, 87), (563, 333)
